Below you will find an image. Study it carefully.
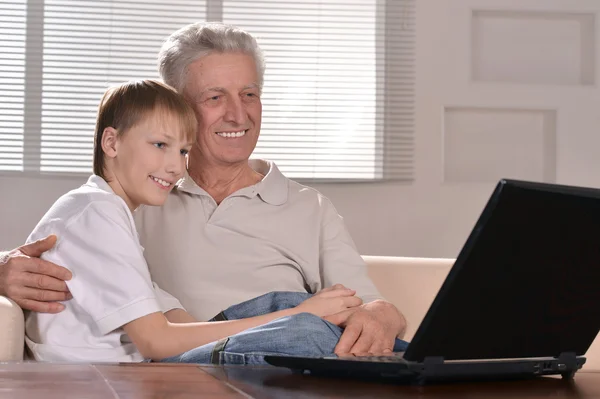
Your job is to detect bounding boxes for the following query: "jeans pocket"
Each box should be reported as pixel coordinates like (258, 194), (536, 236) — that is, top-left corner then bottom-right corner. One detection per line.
(218, 351), (272, 365)
(220, 351), (246, 365)
(243, 353), (270, 365)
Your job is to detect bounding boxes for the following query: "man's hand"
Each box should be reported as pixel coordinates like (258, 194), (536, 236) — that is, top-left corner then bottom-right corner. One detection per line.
(0, 235), (72, 313)
(324, 299), (406, 355)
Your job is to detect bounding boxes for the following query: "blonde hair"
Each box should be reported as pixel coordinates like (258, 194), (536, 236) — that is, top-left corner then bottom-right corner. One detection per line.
(93, 79), (197, 179)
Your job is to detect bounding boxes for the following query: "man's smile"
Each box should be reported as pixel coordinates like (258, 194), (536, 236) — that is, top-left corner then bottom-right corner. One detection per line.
(216, 130), (247, 138)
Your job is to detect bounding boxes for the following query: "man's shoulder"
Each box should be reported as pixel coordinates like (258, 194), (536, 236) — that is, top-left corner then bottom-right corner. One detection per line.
(258, 159), (333, 208)
(285, 177), (335, 210)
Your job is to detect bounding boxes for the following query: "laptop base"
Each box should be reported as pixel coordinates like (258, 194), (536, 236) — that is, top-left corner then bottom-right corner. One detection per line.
(265, 354), (585, 385)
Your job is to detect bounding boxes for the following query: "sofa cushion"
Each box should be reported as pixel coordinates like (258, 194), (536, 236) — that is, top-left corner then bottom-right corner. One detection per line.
(364, 256), (453, 341)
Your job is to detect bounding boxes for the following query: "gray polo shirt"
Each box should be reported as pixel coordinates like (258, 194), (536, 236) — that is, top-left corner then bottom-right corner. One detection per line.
(134, 159), (382, 321)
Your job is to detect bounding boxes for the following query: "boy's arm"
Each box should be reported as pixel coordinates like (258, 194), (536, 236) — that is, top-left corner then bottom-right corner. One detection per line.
(164, 308), (196, 323)
(152, 282), (190, 322)
(124, 288), (361, 361)
(123, 307), (298, 360)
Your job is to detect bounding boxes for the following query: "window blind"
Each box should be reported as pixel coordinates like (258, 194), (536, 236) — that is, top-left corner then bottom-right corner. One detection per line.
(40, 0), (206, 173)
(0, 0), (26, 172)
(0, 0), (415, 181)
(225, 0), (415, 180)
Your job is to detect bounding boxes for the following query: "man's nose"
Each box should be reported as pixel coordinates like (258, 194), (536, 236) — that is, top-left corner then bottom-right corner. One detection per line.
(224, 97), (246, 126)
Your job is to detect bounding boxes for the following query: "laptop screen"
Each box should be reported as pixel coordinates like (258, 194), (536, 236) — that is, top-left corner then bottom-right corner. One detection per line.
(405, 180), (600, 362)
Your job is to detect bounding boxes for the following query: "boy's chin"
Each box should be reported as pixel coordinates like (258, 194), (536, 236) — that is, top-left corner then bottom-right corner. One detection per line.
(142, 197), (169, 207)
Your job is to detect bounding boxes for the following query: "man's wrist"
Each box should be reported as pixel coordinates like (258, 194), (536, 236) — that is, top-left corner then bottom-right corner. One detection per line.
(364, 299), (406, 338)
(0, 251), (9, 266)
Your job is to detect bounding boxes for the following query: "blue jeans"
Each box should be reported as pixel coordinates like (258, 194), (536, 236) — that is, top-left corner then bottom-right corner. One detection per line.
(160, 291), (409, 365)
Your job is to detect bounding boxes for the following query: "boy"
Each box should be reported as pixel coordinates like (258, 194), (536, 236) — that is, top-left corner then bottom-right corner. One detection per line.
(24, 80), (362, 363)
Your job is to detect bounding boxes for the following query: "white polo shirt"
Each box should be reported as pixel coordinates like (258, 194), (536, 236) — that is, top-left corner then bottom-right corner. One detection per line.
(135, 159), (382, 321)
(25, 175), (184, 363)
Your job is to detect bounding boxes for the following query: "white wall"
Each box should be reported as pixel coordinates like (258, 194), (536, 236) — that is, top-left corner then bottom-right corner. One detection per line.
(2, 0), (600, 258)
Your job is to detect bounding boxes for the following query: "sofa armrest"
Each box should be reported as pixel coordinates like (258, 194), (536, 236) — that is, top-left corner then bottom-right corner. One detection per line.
(0, 296), (24, 361)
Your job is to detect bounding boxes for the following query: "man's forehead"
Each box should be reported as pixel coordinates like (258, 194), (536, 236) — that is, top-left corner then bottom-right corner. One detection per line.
(202, 83), (259, 93)
(185, 54), (259, 96)
(188, 53), (257, 78)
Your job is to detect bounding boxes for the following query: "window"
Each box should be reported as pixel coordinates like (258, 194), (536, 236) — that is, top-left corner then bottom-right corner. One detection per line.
(0, 0), (415, 181)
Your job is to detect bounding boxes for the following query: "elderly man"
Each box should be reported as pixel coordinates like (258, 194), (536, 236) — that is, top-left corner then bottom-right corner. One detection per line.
(0, 22), (406, 360)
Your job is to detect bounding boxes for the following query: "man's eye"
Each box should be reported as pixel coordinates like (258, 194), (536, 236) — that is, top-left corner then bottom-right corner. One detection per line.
(243, 92), (259, 102)
(180, 149), (189, 156)
(209, 95), (220, 101)
(153, 142), (166, 149)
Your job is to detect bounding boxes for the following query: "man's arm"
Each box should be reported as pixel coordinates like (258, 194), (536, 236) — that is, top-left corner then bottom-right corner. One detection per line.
(318, 199), (407, 354)
(0, 235), (72, 313)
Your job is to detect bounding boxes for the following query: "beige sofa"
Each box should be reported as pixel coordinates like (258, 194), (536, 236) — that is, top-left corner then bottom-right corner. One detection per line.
(1, 256), (598, 369)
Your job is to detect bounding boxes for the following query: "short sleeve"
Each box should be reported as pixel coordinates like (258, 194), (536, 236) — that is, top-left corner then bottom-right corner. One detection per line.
(152, 282), (185, 313)
(319, 198), (383, 304)
(49, 201), (162, 334)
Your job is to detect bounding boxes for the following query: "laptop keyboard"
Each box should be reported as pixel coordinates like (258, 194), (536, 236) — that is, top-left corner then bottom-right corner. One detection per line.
(324, 353), (406, 363)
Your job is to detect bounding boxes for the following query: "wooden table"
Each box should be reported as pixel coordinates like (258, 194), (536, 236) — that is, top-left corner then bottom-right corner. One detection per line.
(0, 362), (598, 398)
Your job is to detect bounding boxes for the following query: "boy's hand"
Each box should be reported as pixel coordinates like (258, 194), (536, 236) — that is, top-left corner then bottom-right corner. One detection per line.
(295, 284), (362, 318)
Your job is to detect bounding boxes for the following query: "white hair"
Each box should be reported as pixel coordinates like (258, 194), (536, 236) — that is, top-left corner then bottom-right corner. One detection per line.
(158, 22), (265, 93)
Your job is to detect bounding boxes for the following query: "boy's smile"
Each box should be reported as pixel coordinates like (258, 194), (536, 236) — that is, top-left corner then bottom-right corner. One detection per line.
(149, 175), (175, 189)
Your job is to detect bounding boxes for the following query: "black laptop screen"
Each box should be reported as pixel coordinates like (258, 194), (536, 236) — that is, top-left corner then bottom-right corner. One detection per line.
(404, 180), (600, 362)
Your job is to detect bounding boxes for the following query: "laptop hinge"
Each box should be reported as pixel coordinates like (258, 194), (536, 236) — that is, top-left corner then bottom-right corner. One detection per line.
(556, 352), (578, 368)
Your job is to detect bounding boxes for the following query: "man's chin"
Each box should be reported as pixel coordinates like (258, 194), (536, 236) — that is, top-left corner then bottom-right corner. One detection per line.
(190, 149), (255, 169)
(217, 152), (255, 165)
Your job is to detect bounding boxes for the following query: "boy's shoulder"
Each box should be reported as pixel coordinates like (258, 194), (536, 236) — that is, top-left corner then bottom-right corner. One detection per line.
(40, 181), (130, 228)
(27, 176), (134, 245)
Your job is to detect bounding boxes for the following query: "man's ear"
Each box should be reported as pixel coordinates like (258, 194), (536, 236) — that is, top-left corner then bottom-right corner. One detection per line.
(101, 127), (119, 158)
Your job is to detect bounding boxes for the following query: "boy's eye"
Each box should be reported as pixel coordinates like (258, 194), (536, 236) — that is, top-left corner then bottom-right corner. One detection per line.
(180, 149), (189, 156)
(153, 142), (166, 149)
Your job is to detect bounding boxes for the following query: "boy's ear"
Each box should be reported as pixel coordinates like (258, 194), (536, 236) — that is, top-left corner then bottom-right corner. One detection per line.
(101, 127), (119, 158)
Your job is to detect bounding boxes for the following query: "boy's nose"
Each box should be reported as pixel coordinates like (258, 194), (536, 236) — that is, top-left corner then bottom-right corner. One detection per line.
(165, 152), (184, 177)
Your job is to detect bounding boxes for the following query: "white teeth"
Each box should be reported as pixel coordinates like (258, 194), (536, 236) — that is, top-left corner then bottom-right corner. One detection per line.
(151, 176), (171, 187)
(217, 130), (246, 138)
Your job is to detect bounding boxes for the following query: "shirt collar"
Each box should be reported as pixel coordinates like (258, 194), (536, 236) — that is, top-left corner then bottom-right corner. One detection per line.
(176, 159), (288, 206)
(84, 174), (115, 194)
(85, 175), (143, 245)
(176, 172), (209, 197)
(250, 159), (288, 206)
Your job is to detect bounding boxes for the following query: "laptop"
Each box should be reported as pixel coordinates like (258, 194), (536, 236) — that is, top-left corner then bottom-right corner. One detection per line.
(265, 179), (600, 383)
